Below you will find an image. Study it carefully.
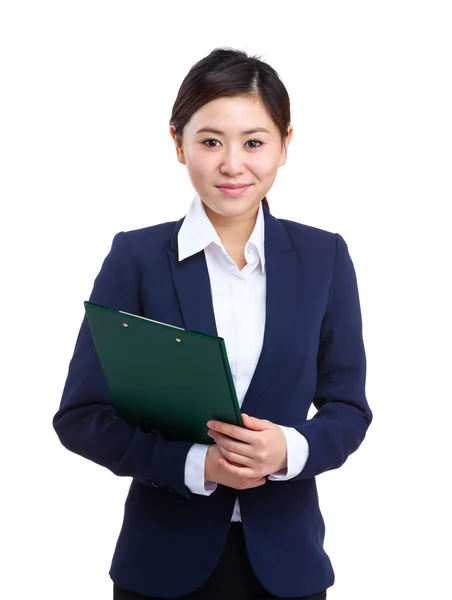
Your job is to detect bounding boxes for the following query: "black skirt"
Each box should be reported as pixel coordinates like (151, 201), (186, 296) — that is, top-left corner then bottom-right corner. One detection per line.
(113, 523), (327, 600)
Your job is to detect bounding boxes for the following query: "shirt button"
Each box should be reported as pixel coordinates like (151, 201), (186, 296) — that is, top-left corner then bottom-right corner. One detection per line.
(247, 245), (253, 254)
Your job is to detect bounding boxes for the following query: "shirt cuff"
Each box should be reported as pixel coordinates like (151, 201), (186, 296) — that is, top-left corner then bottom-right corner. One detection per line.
(267, 426), (309, 481)
(184, 443), (218, 495)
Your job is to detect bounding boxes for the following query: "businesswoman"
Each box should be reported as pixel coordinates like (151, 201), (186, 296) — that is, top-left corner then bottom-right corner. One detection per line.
(53, 47), (373, 600)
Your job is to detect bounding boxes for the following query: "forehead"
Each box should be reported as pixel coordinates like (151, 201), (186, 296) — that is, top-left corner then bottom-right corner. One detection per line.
(187, 96), (276, 134)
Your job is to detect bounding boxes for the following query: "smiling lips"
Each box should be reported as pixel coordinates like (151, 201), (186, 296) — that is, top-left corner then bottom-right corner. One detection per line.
(216, 184), (252, 197)
(216, 183), (251, 189)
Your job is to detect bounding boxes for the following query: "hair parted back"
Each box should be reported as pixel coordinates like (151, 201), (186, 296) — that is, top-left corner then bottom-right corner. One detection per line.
(169, 47), (292, 214)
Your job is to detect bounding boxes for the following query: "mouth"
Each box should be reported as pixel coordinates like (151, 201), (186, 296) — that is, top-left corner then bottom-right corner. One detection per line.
(216, 183), (252, 189)
(216, 184), (252, 197)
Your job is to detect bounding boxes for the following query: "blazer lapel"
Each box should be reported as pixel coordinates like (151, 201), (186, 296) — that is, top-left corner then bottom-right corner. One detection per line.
(168, 227), (218, 338)
(168, 206), (298, 417)
(240, 210), (298, 417)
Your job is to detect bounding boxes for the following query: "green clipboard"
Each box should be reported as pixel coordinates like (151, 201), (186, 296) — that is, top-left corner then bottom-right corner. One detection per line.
(84, 301), (243, 444)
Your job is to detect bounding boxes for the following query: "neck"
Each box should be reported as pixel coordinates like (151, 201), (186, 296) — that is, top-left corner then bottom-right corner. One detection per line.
(203, 203), (259, 250)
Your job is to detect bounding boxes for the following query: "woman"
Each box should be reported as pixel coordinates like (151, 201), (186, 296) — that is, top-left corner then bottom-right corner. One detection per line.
(53, 47), (373, 600)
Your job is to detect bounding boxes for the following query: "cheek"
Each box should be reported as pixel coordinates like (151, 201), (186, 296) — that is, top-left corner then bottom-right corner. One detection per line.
(251, 158), (278, 181)
(185, 146), (215, 173)
(250, 148), (281, 177)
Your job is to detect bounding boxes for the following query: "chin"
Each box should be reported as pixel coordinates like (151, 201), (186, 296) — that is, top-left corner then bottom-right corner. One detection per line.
(199, 189), (260, 215)
(214, 199), (255, 215)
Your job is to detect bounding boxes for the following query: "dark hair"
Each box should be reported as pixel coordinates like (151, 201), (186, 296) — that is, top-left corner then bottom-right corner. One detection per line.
(169, 47), (292, 213)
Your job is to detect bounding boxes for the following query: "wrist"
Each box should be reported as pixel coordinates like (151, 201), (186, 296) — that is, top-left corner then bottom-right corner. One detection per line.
(204, 445), (213, 482)
(278, 448), (288, 472)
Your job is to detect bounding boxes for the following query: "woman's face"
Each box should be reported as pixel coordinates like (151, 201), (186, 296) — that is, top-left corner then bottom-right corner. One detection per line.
(170, 96), (293, 220)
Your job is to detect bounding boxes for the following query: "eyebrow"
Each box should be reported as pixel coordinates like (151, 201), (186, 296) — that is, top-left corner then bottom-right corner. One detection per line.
(194, 127), (271, 136)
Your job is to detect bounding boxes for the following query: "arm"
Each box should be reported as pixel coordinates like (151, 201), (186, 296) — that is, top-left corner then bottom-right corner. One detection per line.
(288, 233), (373, 480)
(53, 232), (193, 499)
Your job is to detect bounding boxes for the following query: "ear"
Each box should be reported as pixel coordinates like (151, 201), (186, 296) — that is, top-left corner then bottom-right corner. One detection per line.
(278, 125), (293, 168)
(169, 125), (186, 165)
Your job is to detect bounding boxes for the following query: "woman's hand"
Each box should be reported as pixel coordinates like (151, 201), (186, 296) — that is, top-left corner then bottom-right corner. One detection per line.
(207, 414), (288, 480)
(204, 443), (267, 490)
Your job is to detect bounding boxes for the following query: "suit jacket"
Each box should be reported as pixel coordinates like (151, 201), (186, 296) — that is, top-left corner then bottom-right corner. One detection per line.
(53, 203), (372, 598)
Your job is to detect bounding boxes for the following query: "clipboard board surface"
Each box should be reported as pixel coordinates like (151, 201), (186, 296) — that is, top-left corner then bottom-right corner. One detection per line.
(84, 301), (243, 444)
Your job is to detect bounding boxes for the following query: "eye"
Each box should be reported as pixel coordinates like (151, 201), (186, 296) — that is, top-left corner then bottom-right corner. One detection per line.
(245, 139), (263, 149)
(201, 139), (263, 149)
(202, 139), (221, 148)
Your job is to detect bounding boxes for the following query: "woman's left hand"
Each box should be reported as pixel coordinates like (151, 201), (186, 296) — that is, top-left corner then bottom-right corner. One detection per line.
(207, 414), (288, 479)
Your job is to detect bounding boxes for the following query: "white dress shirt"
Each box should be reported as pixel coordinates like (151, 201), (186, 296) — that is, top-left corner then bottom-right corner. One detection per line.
(178, 194), (309, 521)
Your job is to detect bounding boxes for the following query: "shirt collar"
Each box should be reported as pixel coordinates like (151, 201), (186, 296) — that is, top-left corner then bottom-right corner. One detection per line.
(177, 193), (266, 273)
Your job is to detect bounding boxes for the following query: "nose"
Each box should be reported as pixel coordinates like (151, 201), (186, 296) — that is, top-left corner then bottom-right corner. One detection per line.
(219, 145), (245, 176)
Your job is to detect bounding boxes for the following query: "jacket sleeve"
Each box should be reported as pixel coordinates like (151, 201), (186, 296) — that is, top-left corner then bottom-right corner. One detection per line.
(290, 233), (373, 480)
(53, 232), (193, 499)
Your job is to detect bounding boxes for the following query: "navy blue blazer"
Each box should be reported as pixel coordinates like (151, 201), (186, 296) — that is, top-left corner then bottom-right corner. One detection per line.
(53, 202), (372, 598)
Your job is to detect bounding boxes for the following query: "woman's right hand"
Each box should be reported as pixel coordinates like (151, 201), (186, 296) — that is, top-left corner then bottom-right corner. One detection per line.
(204, 444), (267, 490)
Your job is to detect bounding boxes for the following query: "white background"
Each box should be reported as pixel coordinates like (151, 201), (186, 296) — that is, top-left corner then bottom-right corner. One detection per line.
(1, 1), (451, 598)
